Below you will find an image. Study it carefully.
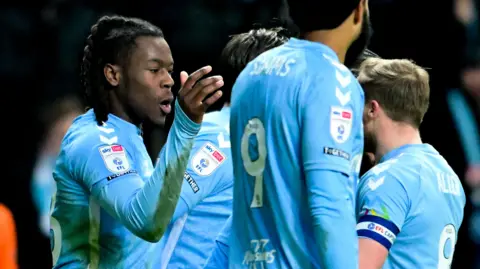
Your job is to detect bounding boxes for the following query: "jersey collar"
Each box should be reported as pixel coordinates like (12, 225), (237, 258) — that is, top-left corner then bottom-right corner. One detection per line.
(286, 38), (339, 62)
(379, 143), (438, 163)
(85, 109), (142, 136)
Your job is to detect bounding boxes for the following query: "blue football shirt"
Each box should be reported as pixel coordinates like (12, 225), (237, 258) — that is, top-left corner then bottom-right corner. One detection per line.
(229, 38), (364, 268)
(157, 107), (233, 269)
(203, 215), (232, 269)
(51, 101), (199, 268)
(356, 144), (466, 269)
(32, 154), (57, 237)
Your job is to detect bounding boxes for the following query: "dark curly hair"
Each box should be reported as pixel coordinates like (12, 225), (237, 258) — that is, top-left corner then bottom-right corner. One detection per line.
(218, 26), (292, 105)
(350, 49), (380, 77)
(80, 15), (164, 125)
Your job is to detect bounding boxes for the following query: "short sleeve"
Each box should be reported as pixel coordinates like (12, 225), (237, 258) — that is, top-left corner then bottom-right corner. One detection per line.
(356, 171), (410, 250)
(301, 69), (362, 176)
(180, 131), (232, 210)
(67, 128), (140, 192)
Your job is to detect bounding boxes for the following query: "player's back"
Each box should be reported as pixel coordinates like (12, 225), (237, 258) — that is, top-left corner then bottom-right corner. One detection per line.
(358, 144), (466, 269)
(229, 38), (364, 268)
(52, 110), (155, 268)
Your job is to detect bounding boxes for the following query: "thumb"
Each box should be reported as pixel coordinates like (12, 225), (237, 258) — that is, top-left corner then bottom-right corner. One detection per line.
(180, 71), (188, 87)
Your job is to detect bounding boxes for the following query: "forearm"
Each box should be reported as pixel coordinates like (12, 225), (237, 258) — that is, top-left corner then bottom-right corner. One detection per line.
(307, 169), (358, 269)
(94, 101), (199, 242)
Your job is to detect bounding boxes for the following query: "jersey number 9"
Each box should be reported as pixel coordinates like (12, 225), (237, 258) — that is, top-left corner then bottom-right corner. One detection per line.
(241, 118), (267, 208)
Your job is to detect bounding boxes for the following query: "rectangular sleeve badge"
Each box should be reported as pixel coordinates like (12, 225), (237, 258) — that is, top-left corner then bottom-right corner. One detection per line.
(98, 144), (131, 174)
(330, 106), (353, 144)
(191, 142), (226, 176)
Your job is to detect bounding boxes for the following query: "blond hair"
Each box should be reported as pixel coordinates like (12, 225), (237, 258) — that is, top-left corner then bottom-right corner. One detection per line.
(357, 58), (430, 128)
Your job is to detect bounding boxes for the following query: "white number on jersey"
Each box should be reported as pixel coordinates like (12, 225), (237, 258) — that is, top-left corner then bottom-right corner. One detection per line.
(241, 118), (267, 208)
(438, 224), (457, 269)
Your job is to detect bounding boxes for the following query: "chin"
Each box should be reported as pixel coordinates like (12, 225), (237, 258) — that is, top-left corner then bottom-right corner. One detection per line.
(150, 115), (166, 127)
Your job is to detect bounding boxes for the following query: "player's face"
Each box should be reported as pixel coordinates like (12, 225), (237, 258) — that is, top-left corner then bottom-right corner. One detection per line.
(122, 36), (174, 126)
(344, 5), (373, 68)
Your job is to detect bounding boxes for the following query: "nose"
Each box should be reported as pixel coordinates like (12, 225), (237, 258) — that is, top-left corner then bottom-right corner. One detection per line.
(162, 73), (174, 90)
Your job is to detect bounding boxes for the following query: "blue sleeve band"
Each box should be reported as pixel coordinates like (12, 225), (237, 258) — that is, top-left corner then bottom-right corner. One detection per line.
(357, 215), (400, 250)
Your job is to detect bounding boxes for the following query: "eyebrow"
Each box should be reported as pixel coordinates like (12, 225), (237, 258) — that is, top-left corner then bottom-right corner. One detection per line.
(148, 58), (174, 66)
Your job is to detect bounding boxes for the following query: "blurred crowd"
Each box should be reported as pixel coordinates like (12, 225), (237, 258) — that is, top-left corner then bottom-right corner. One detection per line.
(1, 0), (480, 268)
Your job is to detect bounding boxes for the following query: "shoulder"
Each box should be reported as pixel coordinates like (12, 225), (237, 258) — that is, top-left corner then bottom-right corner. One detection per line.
(189, 125), (230, 177)
(198, 124), (229, 144)
(359, 156), (420, 197)
(302, 54), (361, 99)
(62, 115), (137, 163)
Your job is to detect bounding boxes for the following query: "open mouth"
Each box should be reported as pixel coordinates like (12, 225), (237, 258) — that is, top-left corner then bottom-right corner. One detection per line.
(159, 98), (173, 114)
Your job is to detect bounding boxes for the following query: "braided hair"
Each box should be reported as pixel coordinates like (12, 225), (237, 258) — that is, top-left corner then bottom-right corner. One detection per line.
(80, 15), (164, 125)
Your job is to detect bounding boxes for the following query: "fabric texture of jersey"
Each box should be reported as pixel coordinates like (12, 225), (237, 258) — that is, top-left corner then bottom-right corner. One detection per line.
(229, 38), (364, 268)
(356, 144), (466, 269)
(157, 107), (233, 269)
(203, 215), (232, 269)
(51, 101), (198, 269)
(32, 154), (57, 237)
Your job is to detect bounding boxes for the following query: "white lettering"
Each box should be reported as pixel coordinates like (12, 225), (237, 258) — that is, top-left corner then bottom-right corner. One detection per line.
(250, 56), (296, 77)
(437, 172), (460, 196)
(243, 239), (276, 268)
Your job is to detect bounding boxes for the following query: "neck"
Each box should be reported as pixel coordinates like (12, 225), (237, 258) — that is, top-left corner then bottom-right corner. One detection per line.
(108, 91), (141, 127)
(303, 30), (349, 63)
(374, 120), (422, 163)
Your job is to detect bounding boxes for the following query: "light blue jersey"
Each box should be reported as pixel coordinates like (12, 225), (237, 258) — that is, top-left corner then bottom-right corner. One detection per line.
(229, 38), (364, 268)
(32, 154), (57, 237)
(356, 144), (466, 269)
(203, 215), (231, 269)
(51, 101), (198, 268)
(157, 107), (233, 269)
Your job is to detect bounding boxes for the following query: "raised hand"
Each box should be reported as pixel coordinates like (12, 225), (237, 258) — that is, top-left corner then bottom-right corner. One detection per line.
(177, 66), (224, 123)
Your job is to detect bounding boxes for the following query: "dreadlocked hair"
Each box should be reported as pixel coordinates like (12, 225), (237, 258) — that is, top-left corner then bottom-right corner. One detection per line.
(80, 15), (164, 125)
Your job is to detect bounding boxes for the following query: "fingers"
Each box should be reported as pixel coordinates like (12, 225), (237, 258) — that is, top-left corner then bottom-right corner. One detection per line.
(182, 75), (223, 105)
(180, 71), (188, 87)
(190, 75), (223, 93)
(191, 76), (223, 101)
(178, 66), (213, 96)
(203, 90), (223, 108)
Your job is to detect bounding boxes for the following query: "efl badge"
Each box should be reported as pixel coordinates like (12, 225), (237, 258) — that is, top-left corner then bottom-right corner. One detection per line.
(330, 106), (353, 144)
(98, 144), (130, 173)
(191, 142), (226, 176)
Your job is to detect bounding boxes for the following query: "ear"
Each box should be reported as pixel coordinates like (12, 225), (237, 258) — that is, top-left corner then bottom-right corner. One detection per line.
(104, 64), (122, 87)
(366, 99), (380, 118)
(353, 0), (367, 25)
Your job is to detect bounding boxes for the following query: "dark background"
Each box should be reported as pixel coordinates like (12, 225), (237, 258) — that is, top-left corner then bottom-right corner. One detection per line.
(1, 0), (478, 268)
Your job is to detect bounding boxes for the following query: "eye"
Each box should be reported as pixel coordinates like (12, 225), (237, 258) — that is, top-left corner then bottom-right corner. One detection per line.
(168, 70), (174, 75)
(149, 69), (159, 73)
